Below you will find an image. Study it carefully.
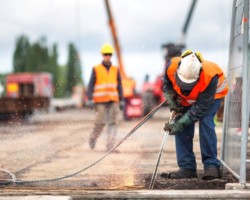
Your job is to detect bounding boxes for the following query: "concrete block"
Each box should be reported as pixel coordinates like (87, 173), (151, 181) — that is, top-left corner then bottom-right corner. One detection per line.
(0, 196), (72, 200)
(226, 183), (250, 190)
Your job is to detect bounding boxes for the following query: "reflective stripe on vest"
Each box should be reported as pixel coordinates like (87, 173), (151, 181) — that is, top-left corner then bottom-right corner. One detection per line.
(93, 64), (119, 103)
(94, 83), (117, 90)
(93, 91), (118, 97)
(167, 57), (228, 106)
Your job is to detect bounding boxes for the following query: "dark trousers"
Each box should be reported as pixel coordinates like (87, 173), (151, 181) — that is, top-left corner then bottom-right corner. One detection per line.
(175, 99), (222, 171)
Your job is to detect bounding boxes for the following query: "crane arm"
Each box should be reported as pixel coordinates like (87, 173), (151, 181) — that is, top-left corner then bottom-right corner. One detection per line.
(179, 0), (197, 45)
(104, 0), (127, 79)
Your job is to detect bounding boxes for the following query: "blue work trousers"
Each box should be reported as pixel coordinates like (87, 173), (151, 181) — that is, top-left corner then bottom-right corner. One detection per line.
(175, 99), (222, 171)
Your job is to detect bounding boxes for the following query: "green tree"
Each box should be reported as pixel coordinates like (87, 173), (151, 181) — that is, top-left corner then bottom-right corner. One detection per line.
(55, 65), (67, 97)
(12, 35), (84, 98)
(65, 43), (83, 96)
(26, 37), (49, 72)
(0, 73), (6, 96)
(13, 35), (50, 73)
(13, 35), (30, 72)
(48, 44), (60, 97)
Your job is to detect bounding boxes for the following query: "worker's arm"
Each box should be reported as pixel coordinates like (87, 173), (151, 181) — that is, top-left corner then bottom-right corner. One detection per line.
(117, 71), (124, 102)
(163, 61), (184, 112)
(87, 68), (96, 101)
(164, 75), (219, 135)
(187, 75), (219, 121)
(163, 61), (176, 95)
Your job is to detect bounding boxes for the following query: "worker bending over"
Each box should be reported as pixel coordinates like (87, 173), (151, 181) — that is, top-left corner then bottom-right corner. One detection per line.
(162, 50), (228, 180)
(87, 43), (124, 152)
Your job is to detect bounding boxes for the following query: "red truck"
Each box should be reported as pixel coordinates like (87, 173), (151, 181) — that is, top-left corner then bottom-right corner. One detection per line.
(6, 72), (53, 98)
(141, 44), (183, 115)
(0, 72), (53, 120)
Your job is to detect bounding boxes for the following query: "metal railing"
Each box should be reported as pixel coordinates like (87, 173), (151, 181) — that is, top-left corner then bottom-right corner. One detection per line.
(221, 0), (250, 184)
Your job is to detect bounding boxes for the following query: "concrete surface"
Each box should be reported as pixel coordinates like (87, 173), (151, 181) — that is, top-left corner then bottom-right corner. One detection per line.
(1, 190), (250, 199)
(0, 196), (72, 200)
(0, 107), (248, 198)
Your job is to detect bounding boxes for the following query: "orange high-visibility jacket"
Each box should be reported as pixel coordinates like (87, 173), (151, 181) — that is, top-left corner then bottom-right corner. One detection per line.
(122, 78), (136, 98)
(167, 57), (228, 106)
(93, 64), (119, 103)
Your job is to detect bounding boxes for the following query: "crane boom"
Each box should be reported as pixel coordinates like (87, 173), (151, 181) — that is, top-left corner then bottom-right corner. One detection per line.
(104, 0), (127, 79)
(104, 0), (136, 99)
(103, 0), (144, 120)
(179, 0), (197, 45)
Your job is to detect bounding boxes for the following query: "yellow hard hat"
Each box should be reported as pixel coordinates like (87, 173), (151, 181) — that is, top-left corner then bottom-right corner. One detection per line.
(100, 43), (114, 54)
(181, 49), (203, 63)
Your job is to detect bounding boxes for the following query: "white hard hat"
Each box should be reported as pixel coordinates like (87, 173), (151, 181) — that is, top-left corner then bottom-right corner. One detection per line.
(176, 52), (202, 90)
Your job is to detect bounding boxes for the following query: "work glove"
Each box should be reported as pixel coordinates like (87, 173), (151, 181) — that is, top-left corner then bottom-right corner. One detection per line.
(86, 100), (94, 109)
(164, 114), (193, 135)
(119, 101), (125, 110)
(164, 92), (184, 113)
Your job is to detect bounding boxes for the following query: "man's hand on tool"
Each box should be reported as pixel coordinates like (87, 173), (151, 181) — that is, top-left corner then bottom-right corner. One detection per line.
(164, 122), (183, 135)
(86, 100), (95, 109)
(164, 93), (184, 113)
(119, 101), (125, 110)
(164, 114), (193, 135)
(175, 97), (185, 112)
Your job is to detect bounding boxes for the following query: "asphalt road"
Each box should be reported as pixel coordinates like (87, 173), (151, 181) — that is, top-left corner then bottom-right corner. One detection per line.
(0, 107), (224, 189)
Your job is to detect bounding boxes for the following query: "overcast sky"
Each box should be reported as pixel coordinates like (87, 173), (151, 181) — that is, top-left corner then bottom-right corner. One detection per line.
(0, 0), (232, 88)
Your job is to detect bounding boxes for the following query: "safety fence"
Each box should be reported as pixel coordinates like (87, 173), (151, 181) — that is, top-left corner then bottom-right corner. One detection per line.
(221, 0), (250, 184)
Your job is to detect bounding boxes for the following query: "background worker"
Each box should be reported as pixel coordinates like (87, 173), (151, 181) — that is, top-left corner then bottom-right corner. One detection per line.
(162, 49), (228, 180)
(86, 43), (124, 152)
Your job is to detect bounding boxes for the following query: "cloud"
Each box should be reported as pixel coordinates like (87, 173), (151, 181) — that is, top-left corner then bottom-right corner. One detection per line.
(0, 0), (232, 86)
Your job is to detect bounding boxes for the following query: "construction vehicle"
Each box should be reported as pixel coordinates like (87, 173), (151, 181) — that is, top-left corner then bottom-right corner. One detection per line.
(0, 72), (53, 120)
(104, 0), (143, 120)
(141, 0), (197, 115)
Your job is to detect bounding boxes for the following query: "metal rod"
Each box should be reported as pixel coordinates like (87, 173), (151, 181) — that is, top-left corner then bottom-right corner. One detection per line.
(149, 111), (175, 189)
(149, 131), (169, 189)
(240, 0), (249, 184)
(220, 160), (240, 180)
(13, 100), (167, 184)
(220, 0), (237, 164)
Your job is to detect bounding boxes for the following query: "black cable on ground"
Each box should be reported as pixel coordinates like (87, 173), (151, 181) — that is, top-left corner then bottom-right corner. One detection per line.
(0, 100), (166, 185)
(0, 168), (16, 185)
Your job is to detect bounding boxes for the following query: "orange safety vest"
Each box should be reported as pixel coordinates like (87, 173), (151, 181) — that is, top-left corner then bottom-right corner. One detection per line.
(93, 64), (119, 103)
(122, 78), (136, 98)
(167, 57), (228, 106)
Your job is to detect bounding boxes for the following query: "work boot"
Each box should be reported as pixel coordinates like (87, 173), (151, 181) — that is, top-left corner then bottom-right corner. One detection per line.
(89, 137), (96, 149)
(202, 166), (221, 180)
(106, 142), (120, 153)
(161, 168), (197, 179)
